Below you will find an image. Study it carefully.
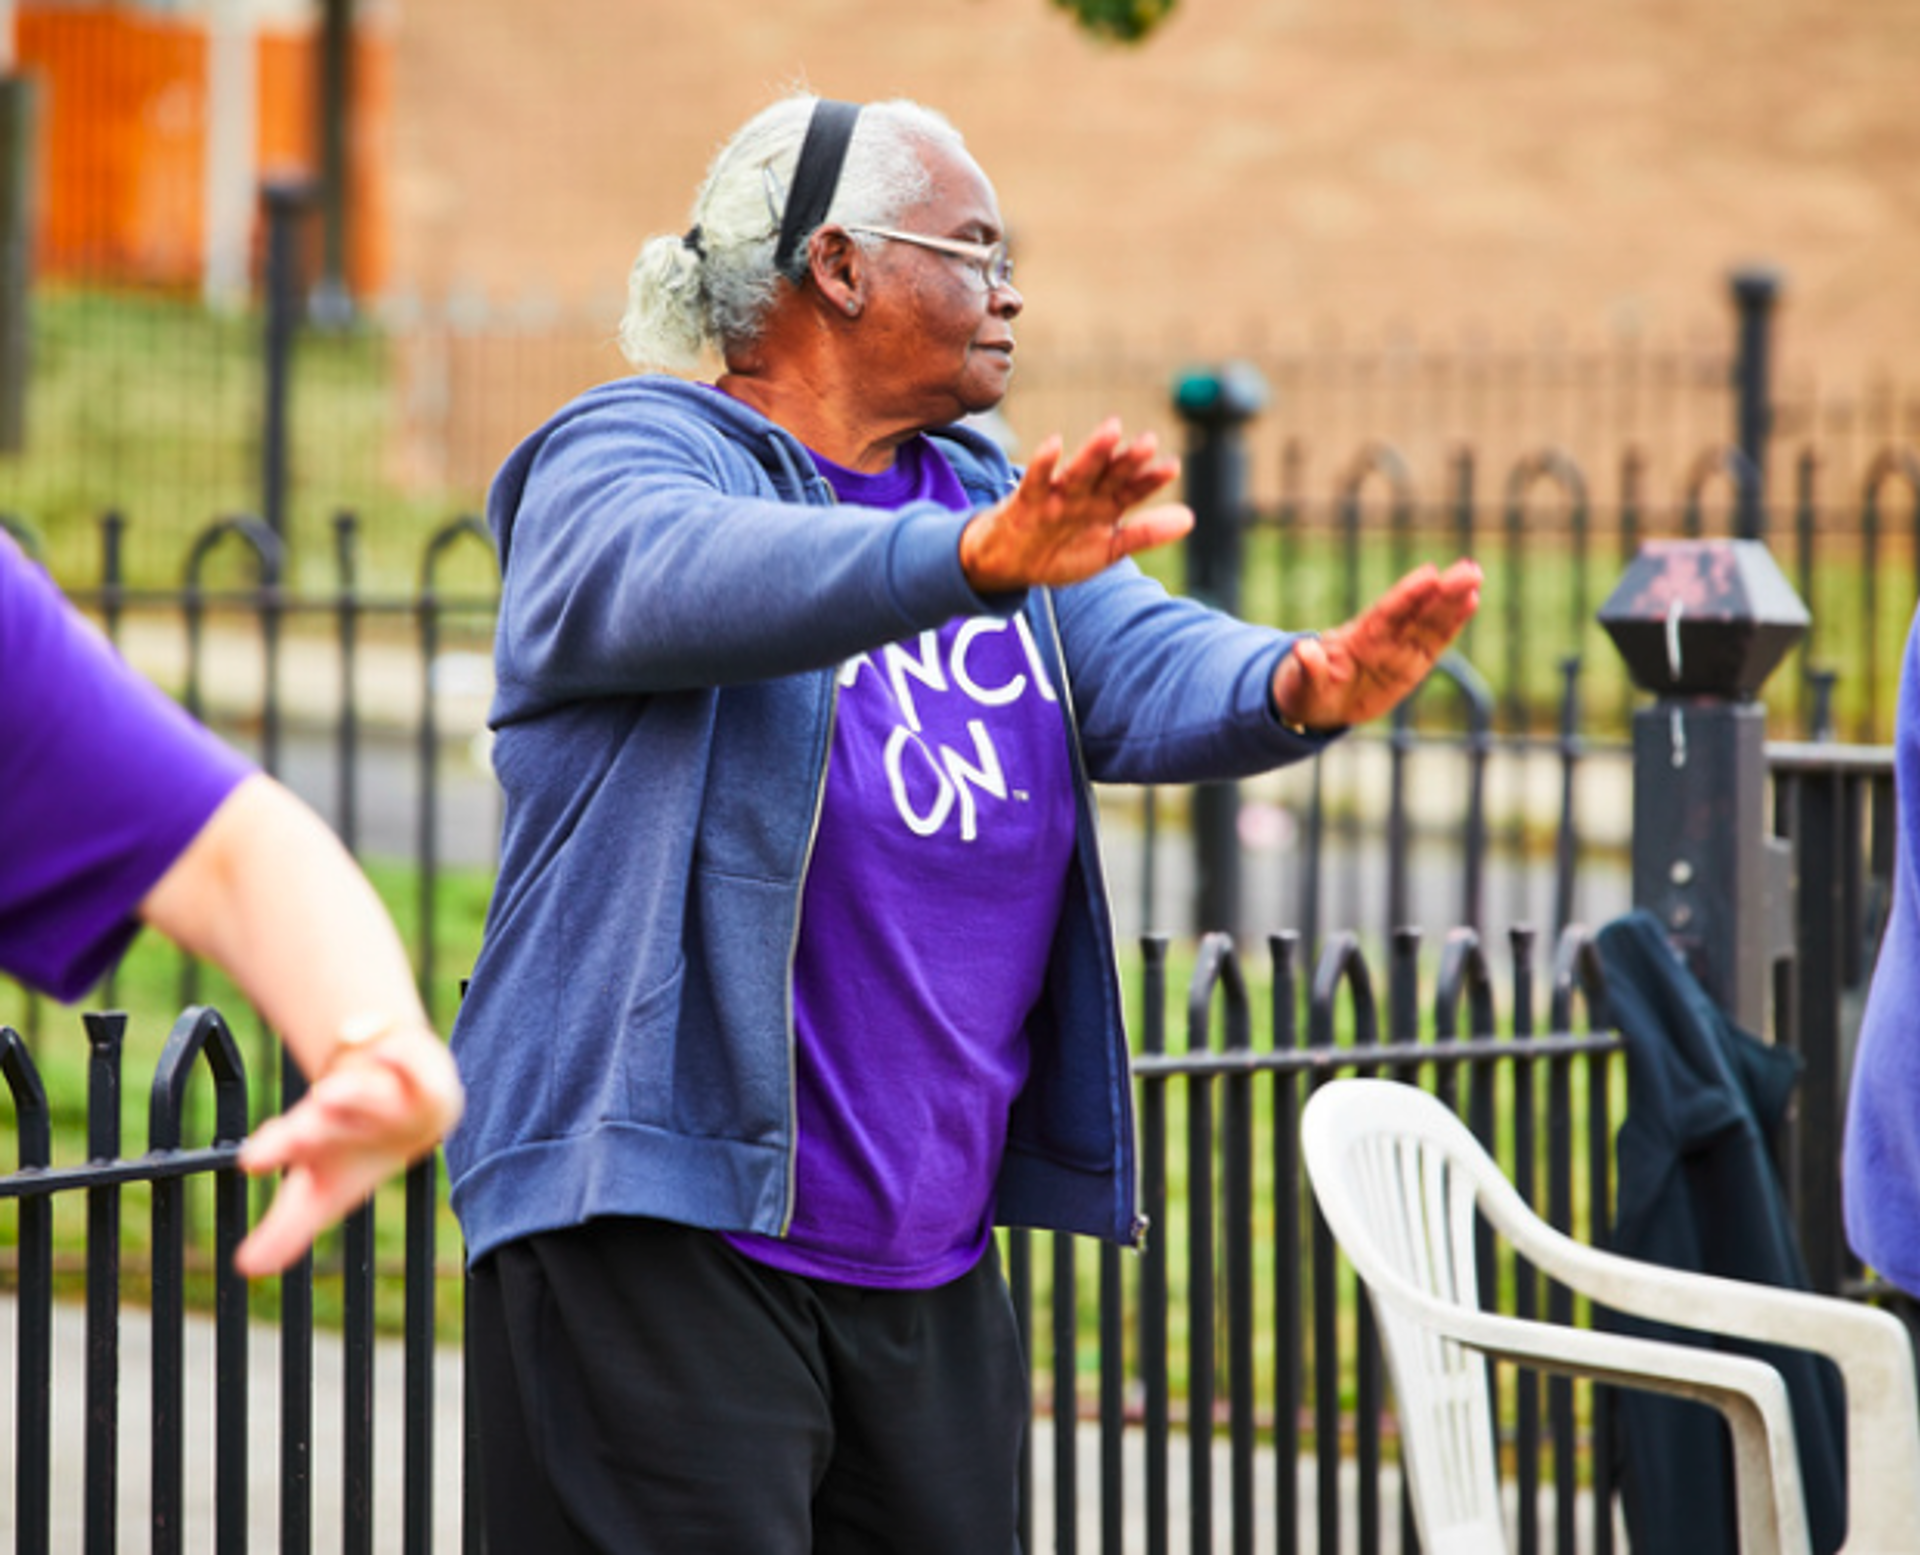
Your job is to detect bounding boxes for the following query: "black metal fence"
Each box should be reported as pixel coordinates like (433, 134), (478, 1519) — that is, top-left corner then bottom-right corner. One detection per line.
(6, 925), (1630, 1554)
(1211, 437), (1920, 746)
(2, 893), (1894, 1553)
(1, 1006), (451, 1552)
(1009, 924), (1626, 1555)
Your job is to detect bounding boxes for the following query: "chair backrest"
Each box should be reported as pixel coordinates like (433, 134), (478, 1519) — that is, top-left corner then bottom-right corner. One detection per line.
(1300, 1079), (1513, 1555)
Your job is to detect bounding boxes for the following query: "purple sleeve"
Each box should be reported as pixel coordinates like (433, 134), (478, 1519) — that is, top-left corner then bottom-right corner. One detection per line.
(0, 538), (254, 1001)
(1844, 606), (1920, 1292)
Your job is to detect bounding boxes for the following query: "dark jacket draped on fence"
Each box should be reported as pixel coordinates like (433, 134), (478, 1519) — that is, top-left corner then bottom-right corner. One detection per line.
(1597, 909), (1847, 1555)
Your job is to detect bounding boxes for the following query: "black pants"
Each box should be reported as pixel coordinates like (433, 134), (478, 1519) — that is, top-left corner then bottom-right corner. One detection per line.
(467, 1217), (1028, 1553)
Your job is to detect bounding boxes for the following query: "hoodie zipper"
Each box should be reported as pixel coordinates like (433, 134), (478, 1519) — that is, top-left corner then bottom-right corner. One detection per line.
(1036, 591), (1151, 1250)
(776, 466), (840, 1236)
(777, 674), (838, 1236)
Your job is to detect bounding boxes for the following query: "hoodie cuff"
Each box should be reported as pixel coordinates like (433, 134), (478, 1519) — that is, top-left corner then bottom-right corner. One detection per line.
(889, 502), (1029, 621)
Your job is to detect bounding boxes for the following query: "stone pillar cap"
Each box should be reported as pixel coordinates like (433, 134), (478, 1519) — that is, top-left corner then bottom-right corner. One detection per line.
(1597, 538), (1809, 699)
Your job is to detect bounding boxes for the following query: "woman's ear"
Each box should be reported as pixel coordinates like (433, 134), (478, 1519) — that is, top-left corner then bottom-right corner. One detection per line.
(809, 226), (863, 318)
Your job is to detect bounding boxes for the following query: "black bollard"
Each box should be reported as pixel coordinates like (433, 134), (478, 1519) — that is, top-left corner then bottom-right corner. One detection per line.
(1729, 265), (1784, 543)
(1172, 362), (1267, 940)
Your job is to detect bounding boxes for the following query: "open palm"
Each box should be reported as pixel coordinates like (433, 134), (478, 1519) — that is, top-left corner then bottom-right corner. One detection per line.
(1274, 560), (1483, 730)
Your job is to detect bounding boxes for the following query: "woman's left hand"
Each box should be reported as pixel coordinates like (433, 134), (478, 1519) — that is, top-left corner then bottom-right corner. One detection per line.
(1272, 559), (1484, 731)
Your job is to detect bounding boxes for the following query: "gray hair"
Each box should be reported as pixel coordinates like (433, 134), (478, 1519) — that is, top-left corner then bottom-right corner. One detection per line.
(618, 95), (967, 372)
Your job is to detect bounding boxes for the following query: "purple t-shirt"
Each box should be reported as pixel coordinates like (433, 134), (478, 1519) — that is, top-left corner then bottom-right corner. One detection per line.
(0, 535), (253, 1001)
(726, 437), (1077, 1288)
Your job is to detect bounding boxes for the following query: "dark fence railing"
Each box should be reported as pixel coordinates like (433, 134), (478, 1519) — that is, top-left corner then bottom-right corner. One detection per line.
(1769, 741), (1900, 1300)
(1008, 923), (1626, 1555)
(8, 894), (1890, 1553)
(5, 925), (1626, 1554)
(1229, 443), (1920, 745)
(0, 1006), (449, 1553)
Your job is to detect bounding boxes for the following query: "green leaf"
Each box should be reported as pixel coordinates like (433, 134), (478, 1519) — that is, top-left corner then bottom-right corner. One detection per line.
(1053, 0), (1178, 44)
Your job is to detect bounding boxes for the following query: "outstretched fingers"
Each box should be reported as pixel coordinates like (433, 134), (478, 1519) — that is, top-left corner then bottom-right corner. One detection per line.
(1050, 422), (1181, 511)
(1277, 559), (1483, 729)
(1018, 432), (1066, 493)
(1105, 438), (1180, 511)
(1365, 559), (1482, 655)
(1050, 417), (1126, 497)
(960, 417), (1192, 592)
(232, 1035), (462, 1278)
(1109, 502), (1196, 561)
(234, 1084), (412, 1278)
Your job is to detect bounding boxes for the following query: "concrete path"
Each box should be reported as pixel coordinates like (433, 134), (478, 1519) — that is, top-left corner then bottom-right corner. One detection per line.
(2, 1294), (1622, 1553)
(0, 1293), (464, 1552)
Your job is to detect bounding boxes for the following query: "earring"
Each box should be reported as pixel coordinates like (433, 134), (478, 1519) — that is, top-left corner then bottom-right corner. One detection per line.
(845, 300), (858, 315)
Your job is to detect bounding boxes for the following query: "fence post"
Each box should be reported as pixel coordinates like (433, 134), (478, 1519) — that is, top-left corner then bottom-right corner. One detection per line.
(1598, 539), (1808, 1033)
(1172, 361), (1267, 939)
(0, 72), (34, 454)
(260, 178), (313, 548)
(1730, 264), (1784, 542)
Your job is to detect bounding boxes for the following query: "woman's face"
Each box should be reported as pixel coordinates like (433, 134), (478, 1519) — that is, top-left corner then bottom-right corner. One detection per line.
(855, 141), (1023, 429)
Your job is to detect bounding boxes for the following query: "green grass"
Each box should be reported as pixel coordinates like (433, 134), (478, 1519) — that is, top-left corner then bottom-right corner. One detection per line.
(0, 285), (483, 594)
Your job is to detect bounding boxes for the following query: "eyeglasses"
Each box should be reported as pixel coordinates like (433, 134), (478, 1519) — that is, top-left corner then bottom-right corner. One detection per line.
(843, 225), (1015, 292)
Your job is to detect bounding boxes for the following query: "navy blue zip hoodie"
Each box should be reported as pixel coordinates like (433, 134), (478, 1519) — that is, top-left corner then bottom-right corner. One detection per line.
(447, 375), (1330, 1265)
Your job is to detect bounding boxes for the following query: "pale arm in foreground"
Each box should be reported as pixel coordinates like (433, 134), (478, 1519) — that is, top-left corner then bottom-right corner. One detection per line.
(137, 772), (465, 1278)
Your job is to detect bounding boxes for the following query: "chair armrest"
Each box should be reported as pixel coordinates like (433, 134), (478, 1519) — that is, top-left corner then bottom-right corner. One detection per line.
(1374, 1278), (1813, 1554)
(1467, 1164), (1920, 1551)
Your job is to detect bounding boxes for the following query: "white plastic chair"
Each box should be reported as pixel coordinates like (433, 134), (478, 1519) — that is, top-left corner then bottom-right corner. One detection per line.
(1298, 1078), (1920, 1555)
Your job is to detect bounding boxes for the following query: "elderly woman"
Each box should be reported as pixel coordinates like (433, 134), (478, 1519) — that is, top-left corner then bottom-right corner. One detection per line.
(449, 94), (1479, 1552)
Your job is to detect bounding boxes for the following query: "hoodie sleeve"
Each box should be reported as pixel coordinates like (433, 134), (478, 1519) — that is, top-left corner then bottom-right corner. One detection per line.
(487, 390), (1010, 713)
(1051, 560), (1335, 785)
(1844, 605), (1920, 1295)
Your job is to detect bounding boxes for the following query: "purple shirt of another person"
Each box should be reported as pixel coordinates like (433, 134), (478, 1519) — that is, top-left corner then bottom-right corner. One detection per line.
(725, 435), (1077, 1289)
(0, 534), (253, 1001)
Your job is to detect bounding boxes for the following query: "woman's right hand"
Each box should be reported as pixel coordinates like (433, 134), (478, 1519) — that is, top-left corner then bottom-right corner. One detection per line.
(233, 1024), (464, 1278)
(959, 417), (1195, 592)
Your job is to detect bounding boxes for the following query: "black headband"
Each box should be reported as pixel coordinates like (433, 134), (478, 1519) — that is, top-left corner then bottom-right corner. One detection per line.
(773, 99), (862, 281)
